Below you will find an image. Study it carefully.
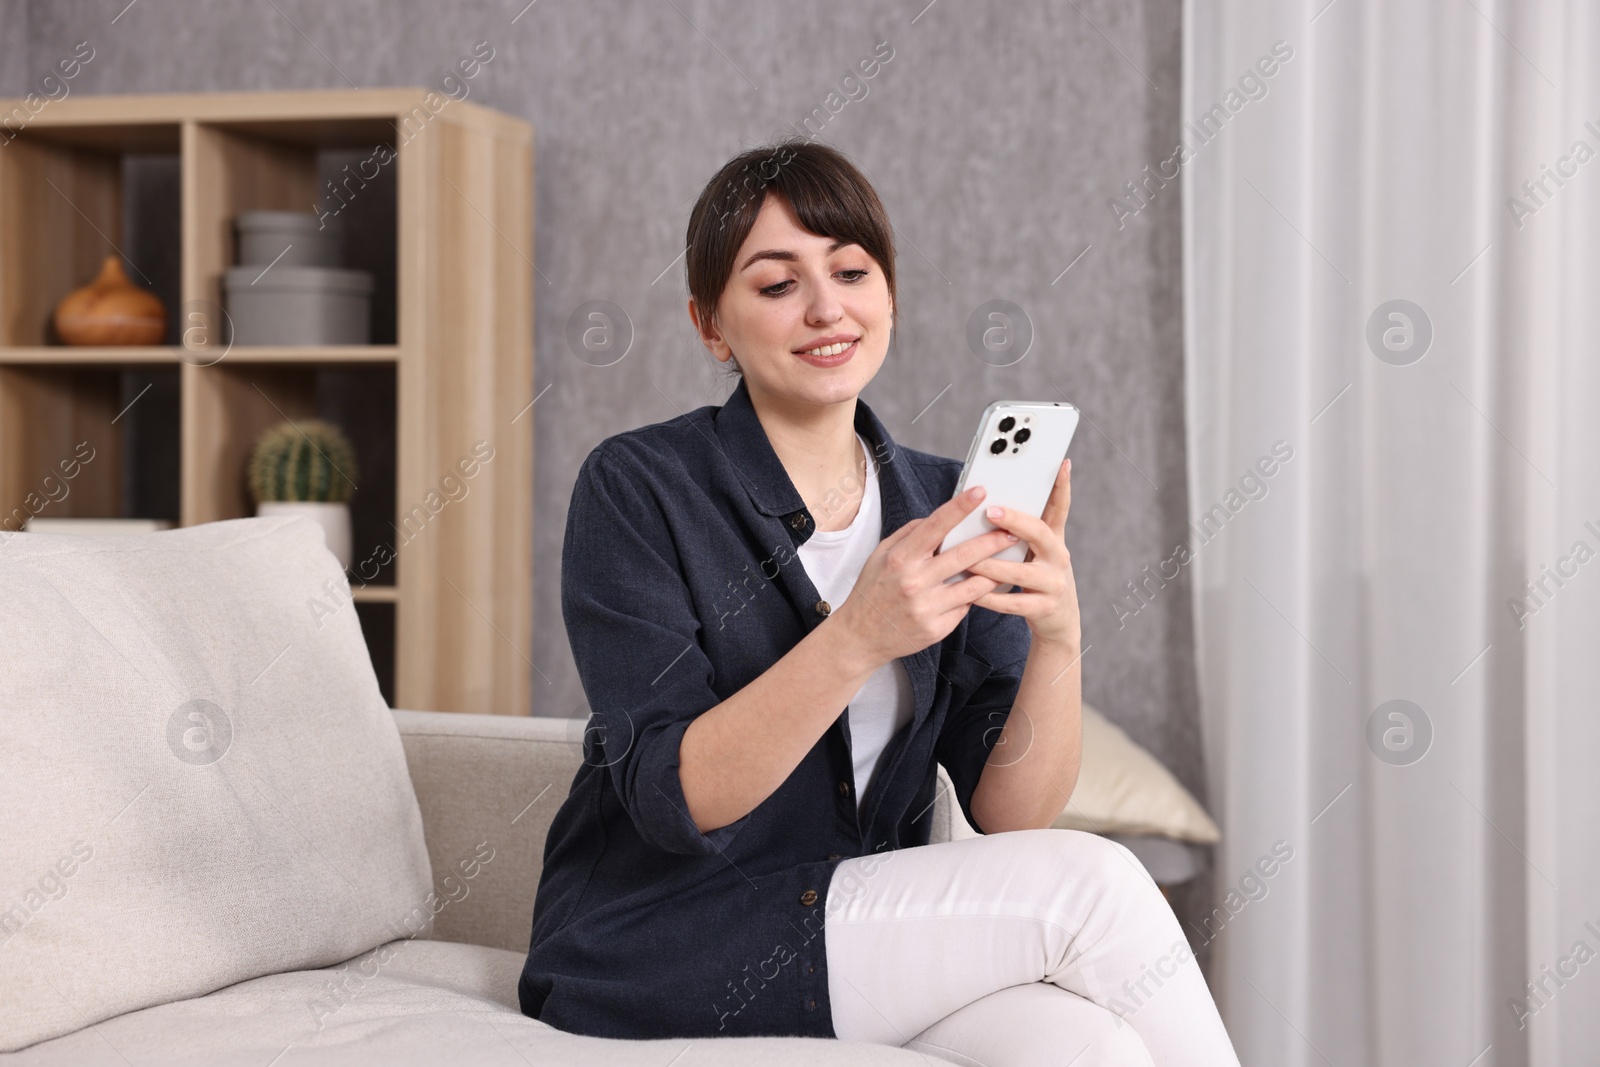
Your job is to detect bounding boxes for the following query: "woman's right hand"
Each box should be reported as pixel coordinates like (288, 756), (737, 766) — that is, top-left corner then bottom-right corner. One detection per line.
(831, 486), (1018, 668)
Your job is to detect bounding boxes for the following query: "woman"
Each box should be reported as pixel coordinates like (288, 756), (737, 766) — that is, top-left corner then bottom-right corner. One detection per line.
(518, 140), (1242, 1066)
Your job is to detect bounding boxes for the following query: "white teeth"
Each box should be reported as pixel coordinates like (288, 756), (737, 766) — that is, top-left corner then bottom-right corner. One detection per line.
(802, 341), (853, 357)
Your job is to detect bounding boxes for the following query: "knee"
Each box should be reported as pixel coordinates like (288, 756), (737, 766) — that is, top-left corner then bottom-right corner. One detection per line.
(1039, 829), (1167, 913)
(1100, 837), (1161, 892)
(1046, 829), (1157, 888)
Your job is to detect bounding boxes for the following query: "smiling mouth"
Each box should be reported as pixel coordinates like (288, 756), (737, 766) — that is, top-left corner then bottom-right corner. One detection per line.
(796, 339), (858, 357)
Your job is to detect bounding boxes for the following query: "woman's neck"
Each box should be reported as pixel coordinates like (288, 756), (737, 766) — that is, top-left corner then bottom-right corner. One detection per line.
(748, 383), (867, 533)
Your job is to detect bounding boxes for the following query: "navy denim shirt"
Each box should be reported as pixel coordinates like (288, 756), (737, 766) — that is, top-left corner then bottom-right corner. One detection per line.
(518, 376), (1032, 1040)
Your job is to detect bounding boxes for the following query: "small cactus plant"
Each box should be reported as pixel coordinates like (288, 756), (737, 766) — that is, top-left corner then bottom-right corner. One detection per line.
(246, 419), (359, 504)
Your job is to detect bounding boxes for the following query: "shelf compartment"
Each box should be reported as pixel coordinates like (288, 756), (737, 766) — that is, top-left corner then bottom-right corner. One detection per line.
(0, 124), (181, 348)
(181, 360), (397, 587)
(0, 362), (180, 531)
(184, 120), (398, 349)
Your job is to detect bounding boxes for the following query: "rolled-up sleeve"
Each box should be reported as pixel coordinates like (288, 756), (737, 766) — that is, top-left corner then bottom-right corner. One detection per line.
(933, 604), (1032, 835)
(560, 445), (751, 856)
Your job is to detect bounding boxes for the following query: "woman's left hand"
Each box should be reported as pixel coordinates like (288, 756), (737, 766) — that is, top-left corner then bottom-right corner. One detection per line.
(967, 458), (1081, 649)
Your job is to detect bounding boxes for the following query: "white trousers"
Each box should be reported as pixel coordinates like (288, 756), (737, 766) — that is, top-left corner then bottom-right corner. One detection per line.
(824, 828), (1243, 1067)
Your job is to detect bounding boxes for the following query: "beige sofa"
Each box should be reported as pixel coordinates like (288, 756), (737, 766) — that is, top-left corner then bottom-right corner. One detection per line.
(8, 708), (968, 1066)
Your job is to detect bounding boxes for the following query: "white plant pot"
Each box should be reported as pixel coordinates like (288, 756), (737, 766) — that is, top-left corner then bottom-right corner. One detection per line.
(256, 501), (352, 570)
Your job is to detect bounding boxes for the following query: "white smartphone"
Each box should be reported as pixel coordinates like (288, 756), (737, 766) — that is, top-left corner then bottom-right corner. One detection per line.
(937, 400), (1080, 583)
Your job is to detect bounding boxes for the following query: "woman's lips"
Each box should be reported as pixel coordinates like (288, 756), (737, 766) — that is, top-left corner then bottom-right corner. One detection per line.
(794, 339), (858, 367)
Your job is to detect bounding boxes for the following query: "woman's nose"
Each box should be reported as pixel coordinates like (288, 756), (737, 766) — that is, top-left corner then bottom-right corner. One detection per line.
(806, 284), (844, 324)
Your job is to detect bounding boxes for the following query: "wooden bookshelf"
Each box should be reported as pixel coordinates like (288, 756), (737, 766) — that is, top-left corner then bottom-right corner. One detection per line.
(0, 89), (534, 716)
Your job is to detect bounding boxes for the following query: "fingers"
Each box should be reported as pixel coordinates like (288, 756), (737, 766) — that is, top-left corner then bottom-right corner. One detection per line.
(1038, 458), (1072, 535)
(932, 570), (1003, 614)
(928, 527), (1018, 583)
(899, 485), (988, 560)
(967, 555), (1061, 593)
(977, 503), (1059, 553)
(972, 589), (1053, 615)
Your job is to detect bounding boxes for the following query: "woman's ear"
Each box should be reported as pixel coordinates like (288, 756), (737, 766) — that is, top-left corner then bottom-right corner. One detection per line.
(687, 298), (731, 361)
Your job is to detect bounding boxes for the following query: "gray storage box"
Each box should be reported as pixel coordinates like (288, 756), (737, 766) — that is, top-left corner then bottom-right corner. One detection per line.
(223, 266), (373, 345)
(235, 210), (342, 268)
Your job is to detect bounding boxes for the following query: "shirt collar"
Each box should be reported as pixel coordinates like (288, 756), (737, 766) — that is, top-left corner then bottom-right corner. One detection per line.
(712, 376), (929, 538)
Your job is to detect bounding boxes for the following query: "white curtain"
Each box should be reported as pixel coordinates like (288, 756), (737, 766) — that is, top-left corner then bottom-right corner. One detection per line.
(1183, 2), (1600, 1065)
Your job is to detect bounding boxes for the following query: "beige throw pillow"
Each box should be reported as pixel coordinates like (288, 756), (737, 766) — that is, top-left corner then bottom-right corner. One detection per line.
(0, 516), (433, 1051)
(1052, 702), (1221, 843)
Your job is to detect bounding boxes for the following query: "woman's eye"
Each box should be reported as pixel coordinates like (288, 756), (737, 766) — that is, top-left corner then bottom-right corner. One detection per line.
(759, 269), (869, 297)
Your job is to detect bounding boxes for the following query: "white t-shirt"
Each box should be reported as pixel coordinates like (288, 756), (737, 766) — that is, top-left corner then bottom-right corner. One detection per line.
(795, 434), (915, 813)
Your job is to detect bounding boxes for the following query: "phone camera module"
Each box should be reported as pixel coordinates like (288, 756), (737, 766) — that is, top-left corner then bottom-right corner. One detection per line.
(997, 416), (1016, 432)
(1013, 427), (1031, 444)
(988, 438), (1007, 455)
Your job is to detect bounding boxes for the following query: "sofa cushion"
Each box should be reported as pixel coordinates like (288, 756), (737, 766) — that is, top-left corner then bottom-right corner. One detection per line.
(0, 516), (433, 1052)
(1051, 702), (1222, 843)
(392, 710), (585, 954)
(10, 939), (936, 1065)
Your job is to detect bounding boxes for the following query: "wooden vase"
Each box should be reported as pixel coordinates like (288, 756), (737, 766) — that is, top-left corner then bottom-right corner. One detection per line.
(53, 255), (166, 346)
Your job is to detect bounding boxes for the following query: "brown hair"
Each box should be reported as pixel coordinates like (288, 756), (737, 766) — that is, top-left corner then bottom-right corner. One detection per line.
(685, 139), (897, 375)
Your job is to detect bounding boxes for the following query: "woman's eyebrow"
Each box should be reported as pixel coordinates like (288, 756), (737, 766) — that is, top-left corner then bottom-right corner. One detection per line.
(738, 238), (852, 273)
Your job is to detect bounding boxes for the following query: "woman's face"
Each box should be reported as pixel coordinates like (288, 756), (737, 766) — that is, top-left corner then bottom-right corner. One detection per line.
(690, 192), (892, 411)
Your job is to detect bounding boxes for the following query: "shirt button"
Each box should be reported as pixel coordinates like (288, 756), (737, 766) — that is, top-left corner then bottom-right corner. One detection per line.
(789, 513), (808, 529)
(837, 780), (850, 796)
(814, 599), (831, 616)
(799, 888), (818, 906)
(806, 997), (817, 1011)
(827, 852), (842, 860)
(807, 964), (817, 975)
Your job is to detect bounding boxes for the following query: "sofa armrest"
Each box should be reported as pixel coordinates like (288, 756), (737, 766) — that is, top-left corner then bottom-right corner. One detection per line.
(392, 709), (585, 954)
(392, 708), (966, 954)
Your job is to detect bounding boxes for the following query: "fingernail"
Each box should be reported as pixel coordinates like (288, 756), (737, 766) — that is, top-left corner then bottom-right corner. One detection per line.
(969, 486), (985, 500)
(987, 506), (1003, 520)
(1006, 533), (1019, 542)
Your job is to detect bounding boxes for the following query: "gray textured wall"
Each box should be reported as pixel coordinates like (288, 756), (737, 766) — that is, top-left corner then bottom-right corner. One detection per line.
(4, 0), (1210, 949)
(0, 1), (28, 95)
